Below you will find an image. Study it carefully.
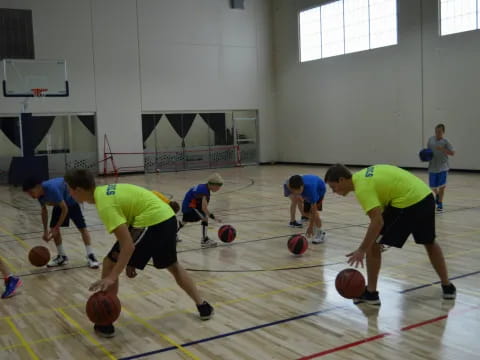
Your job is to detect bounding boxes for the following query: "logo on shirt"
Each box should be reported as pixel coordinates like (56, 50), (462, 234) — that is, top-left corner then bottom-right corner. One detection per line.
(365, 166), (375, 178)
(106, 184), (117, 195)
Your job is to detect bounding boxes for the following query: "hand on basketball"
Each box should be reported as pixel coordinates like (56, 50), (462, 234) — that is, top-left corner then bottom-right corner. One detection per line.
(89, 276), (116, 292)
(126, 266), (137, 278)
(346, 248), (365, 268)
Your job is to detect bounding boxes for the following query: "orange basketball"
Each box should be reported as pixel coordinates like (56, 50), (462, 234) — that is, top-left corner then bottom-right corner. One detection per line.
(287, 234), (308, 255)
(86, 291), (121, 325)
(335, 268), (366, 299)
(218, 224), (236, 243)
(28, 246), (51, 267)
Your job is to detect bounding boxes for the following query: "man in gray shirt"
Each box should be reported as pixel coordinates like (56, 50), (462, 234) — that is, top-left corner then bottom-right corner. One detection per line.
(427, 124), (455, 211)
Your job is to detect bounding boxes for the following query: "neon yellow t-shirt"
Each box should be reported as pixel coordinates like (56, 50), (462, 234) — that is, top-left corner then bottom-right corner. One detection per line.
(94, 184), (174, 233)
(352, 165), (432, 213)
(152, 190), (170, 204)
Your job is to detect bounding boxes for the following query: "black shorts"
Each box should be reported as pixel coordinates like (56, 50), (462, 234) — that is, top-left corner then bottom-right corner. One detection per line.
(107, 216), (177, 270)
(378, 194), (435, 248)
(50, 203), (86, 229)
(304, 198), (323, 212)
(182, 208), (205, 223)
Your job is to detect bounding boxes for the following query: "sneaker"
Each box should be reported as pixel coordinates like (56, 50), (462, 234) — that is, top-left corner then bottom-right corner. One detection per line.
(1, 276), (22, 299)
(312, 230), (327, 244)
(87, 254), (100, 269)
(436, 203), (443, 212)
(288, 220), (303, 228)
(94, 324), (115, 338)
(301, 216), (309, 223)
(442, 283), (456, 300)
(197, 301), (214, 320)
(201, 237), (218, 248)
(353, 287), (381, 306)
(47, 255), (69, 267)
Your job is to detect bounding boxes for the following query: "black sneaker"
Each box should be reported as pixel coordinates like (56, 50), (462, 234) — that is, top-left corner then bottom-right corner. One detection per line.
(197, 301), (214, 320)
(353, 287), (381, 306)
(301, 216), (309, 223)
(442, 283), (456, 300)
(288, 220), (303, 228)
(94, 324), (115, 338)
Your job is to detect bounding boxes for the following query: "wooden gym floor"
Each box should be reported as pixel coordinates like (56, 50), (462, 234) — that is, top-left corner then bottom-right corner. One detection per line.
(0, 164), (478, 360)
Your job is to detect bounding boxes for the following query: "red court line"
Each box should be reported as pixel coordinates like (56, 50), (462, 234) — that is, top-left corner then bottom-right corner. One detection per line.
(297, 306), (478, 360)
(298, 333), (390, 360)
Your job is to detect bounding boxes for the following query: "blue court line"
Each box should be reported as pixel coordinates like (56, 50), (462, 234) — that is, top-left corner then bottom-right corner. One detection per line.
(118, 306), (345, 360)
(400, 270), (480, 293)
(119, 269), (480, 360)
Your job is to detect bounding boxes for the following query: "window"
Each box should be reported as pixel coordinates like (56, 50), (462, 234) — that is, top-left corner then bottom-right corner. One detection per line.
(299, 7), (321, 62)
(440, 0), (479, 36)
(299, 0), (397, 62)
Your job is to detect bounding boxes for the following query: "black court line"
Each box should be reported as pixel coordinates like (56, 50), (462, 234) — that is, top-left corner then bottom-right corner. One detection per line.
(176, 223), (367, 254)
(399, 270), (480, 293)
(118, 268), (480, 360)
(118, 306), (346, 360)
(181, 261), (344, 273)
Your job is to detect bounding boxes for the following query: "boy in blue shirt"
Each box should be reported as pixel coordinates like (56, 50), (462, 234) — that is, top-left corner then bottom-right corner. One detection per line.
(23, 177), (99, 268)
(180, 173), (223, 248)
(284, 174), (327, 244)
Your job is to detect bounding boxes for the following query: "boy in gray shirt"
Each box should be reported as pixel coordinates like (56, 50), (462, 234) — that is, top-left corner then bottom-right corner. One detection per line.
(427, 124), (455, 211)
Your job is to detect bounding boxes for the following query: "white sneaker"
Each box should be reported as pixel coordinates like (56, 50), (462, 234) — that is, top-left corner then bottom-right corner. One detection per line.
(201, 237), (218, 248)
(312, 231), (326, 244)
(87, 254), (100, 269)
(47, 255), (69, 267)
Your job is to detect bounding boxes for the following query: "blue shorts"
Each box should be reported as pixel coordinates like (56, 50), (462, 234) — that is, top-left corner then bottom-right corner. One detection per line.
(50, 203), (87, 229)
(429, 171), (447, 188)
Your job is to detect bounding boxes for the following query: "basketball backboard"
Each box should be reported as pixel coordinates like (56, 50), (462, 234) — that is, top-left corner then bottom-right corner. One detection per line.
(2, 59), (69, 97)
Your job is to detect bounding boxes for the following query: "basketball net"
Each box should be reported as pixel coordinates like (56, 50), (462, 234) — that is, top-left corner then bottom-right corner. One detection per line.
(31, 88), (48, 97)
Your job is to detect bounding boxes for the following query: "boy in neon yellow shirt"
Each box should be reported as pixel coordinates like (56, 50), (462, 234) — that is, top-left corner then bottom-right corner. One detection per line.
(64, 169), (214, 338)
(325, 164), (456, 305)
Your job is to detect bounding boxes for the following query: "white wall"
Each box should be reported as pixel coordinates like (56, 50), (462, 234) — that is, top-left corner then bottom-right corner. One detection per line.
(1, 0), (276, 167)
(273, 0), (480, 170)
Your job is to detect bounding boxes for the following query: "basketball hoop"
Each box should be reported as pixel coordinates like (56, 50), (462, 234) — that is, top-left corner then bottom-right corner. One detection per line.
(31, 88), (48, 97)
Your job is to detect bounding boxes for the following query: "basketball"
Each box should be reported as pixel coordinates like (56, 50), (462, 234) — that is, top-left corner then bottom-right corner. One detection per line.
(28, 246), (51, 267)
(218, 224), (236, 243)
(419, 148), (433, 162)
(335, 268), (366, 299)
(287, 234), (308, 255)
(86, 291), (121, 325)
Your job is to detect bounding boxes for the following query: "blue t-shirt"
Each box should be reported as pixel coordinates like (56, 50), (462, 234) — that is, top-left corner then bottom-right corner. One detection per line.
(182, 184), (210, 212)
(38, 177), (76, 206)
(283, 175), (326, 204)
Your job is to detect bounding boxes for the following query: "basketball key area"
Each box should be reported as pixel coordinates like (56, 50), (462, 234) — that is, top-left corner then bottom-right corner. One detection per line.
(0, 166), (479, 359)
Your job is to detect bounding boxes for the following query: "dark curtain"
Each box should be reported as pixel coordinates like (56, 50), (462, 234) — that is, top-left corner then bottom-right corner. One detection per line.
(141, 114), (161, 144)
(0, 9), (34, 59)
(21, 114), (55, 157)
(199, 113), (228, 145)
(0, 117), (21, 148)
(165, 114), (196, 147)
(77, 115), (95, 136)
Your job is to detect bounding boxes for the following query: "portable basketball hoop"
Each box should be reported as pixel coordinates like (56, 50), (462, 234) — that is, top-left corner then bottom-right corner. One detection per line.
(31, 88), (48, 97)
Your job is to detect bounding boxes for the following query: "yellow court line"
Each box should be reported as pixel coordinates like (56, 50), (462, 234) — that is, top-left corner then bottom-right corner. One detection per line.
(0, 225), (30, 250)
(0, 254), (17, 273)
(56, 308), (117, 360)
(5, 317), (40, 360)
(123, 307), (201, 360)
